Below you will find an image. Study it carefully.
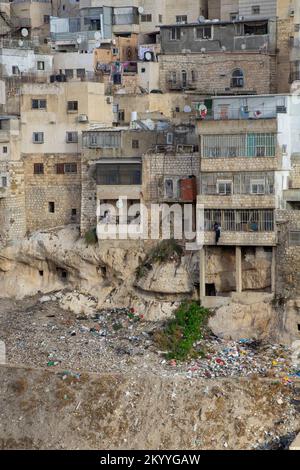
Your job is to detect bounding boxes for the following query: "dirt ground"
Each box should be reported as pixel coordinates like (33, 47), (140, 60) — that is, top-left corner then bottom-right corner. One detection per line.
(0, 296), (299, 450)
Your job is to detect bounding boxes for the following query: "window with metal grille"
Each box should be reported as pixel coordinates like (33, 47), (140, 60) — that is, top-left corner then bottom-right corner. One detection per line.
(289, 231), (300, 246)
(32, 132), (44, 144)
(64, 163), (77, 173)
(66, 132), (78, 143)
(202, 134), (276, 158)
(1, 176), (7, 187)
(34, 163), (44, 174)
(132, 140), (139, 149)
(204, 209), (274, 232)
(86, 132), (120, 148)
(201, 172), (274, 195)
(252, 5), (260, 15)
(96, 163), (142, 185)
(76, 68), (85, 78)
(32, 99), (47, 110)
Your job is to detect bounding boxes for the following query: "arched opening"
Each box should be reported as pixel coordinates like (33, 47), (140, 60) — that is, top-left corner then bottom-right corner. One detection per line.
(231, 69), (244, 88)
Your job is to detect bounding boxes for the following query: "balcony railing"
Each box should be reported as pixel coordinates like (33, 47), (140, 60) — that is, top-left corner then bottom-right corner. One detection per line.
(204, 209), (274, 232)
(167, 81), (197, 91)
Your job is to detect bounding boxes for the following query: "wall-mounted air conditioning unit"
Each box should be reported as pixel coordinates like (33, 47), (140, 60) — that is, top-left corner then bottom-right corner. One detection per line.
(78, 114), (88, 122)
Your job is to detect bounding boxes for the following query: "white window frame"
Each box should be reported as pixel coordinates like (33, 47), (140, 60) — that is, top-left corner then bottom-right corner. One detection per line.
(32, 132), (44, 144)
(217, 180), (232, 195)
(170, 27), (181, 41)
(66, 131), (78, 143)
(37, 61), (45, 71)
(251, 178), (265, 194)
(194, 26), (212, 40)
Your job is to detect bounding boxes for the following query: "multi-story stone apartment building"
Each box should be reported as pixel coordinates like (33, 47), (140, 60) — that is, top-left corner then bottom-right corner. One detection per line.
(20, 80), (114, 231)
(197, 93), (300, 298)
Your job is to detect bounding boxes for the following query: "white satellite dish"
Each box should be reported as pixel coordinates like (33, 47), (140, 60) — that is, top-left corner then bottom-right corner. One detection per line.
(95, 41), (101, 48)
(76, 37), (82, 44)
(222, 46), (226, 51)
(94, 31), (101, 40)
(198, 16), (205, 23)
(112, 38), (116, 45)
(241, 43), (246, 50)
(183, 105), (192, 113)
(18, 39), (24, 47)
(201, 47), (206, 53)
(116, 199), (123, 209)
(144, 51), (152, 61)
(138, 6), (144, 14)
(21, 28), (28, 37)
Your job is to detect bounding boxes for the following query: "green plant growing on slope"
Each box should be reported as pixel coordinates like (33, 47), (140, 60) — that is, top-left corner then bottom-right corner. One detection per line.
(84, 227), (98, 245)
(135, 239), (183, 279)
(153, 301), (210, 361)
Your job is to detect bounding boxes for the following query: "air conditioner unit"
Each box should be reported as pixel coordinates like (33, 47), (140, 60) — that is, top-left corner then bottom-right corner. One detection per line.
(78, 114), (88, 122)
(106, 96), (112, 104)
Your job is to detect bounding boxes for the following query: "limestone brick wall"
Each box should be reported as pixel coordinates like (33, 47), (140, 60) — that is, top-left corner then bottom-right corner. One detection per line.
(289, 158), (300, 189)
(80, 156), (97, 235)
(23, 154), (81, 232)
(159, 53), (277, 95)
(275, 209), (300, 297)
(197, 194), (276, 209)
(143, 153), (201, 202)
(200, 157), (279, 172)
(276, 18), (294, 93)
(0, 161), (26, 247)
(204, 231), (276, 246)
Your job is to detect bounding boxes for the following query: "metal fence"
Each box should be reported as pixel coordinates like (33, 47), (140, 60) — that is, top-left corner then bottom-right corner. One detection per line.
(202, 133), (276, 158)
(204, 209), (274, 232)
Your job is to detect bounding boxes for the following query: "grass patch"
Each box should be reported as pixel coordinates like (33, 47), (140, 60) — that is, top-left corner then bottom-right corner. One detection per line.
(153, 301), (210, 361)
(84, 227), (98, 245)
(135, 239), (183, 279)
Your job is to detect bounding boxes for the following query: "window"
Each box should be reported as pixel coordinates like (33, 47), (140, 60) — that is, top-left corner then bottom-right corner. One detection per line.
(158, 14), (163, 23)
(44, 15), (50, 24)
(1, 176), (7, 187)
(141, 14), (152, 22)
(170, 27), (181, 40)
(289, 231), (300, 246)
(230, 12), (239, 21)
(112, 47), (119, 55)
(96, 163), (142, 185)
(141, 67), (145, 73)
(67, 101), (78, 112)
(12, 66), (19, 75)
(76, 68), (85, 78)
(252, 5), (260, 15)
(169, 71), (177, 84)
(37, 61), (45, 71)
(195, 26), (212, 39)
(71, 208), (77, 216)
(32, 99), (47, 110)
(251, 179), (265, 194)
(165, 179), (174, 198)
(176, 15), (187, 24)
(66, 131), (78, 143)
(166, 133), (173, 145)
(217, 180), (232, 195)
(3, 146), (7, 153)
(65, 69), (74, 79)
(64, 163), (77, 173)
(132, 139), (139, 149)
(32, 132), (44, 144)
(181, 69), (187, 88)
(34, 163), (44, 174)
(231, 69), (244, 88)
(48, 202), (55, 213)
(191, 70), (197, 82)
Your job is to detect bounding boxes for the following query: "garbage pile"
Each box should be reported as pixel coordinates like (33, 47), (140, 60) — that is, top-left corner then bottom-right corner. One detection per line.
(170, 337), (300, 382)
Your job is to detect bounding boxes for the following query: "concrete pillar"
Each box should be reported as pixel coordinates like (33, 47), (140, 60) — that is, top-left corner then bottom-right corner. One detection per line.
(271, 246), (276, 293)
(199, 247), (206, 300)
(235, 246), (242, 293)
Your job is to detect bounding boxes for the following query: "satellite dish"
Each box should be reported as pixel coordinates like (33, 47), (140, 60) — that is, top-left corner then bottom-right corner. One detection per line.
(112, 38), (116, 45)
(222, 46), (226, 51)
(138, 6), (144, 14)
(116, 199), (123, 209)
(95, 41), (101, 48)
(183, 105), (192, 113)
(198, 16), (205, 23)
(241, 43), (246, 50)
(144, 51), (152, 61)
(94, 31), (101, 40)
(18, 39), (24, 47)
(76, 37), (82, 44)
(21, 28), (28, 37)
(201, 47), (206, 53)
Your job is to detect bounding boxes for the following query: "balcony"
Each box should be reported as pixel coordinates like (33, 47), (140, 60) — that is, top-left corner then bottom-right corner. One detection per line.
(167, 81), (197, 91)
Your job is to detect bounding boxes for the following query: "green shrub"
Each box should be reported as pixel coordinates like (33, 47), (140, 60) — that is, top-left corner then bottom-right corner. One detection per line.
(153, 301), (210, 361)
(135, 239), (183, 279)
(84, 227), (98, 245)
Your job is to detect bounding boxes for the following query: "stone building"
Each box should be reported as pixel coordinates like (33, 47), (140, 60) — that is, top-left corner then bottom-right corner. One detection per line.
(196, 93), (300, 297)
(159, 18), (277, 95)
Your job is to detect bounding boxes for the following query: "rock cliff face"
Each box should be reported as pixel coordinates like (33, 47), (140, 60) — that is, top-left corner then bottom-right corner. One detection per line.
(0, 226), (299, 343)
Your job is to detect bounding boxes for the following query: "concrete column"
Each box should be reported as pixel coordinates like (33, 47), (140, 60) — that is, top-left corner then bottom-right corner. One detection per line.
(199, 247), (206, 300)
(235, 246), (242, 293)
(271, 246), (276, 293)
